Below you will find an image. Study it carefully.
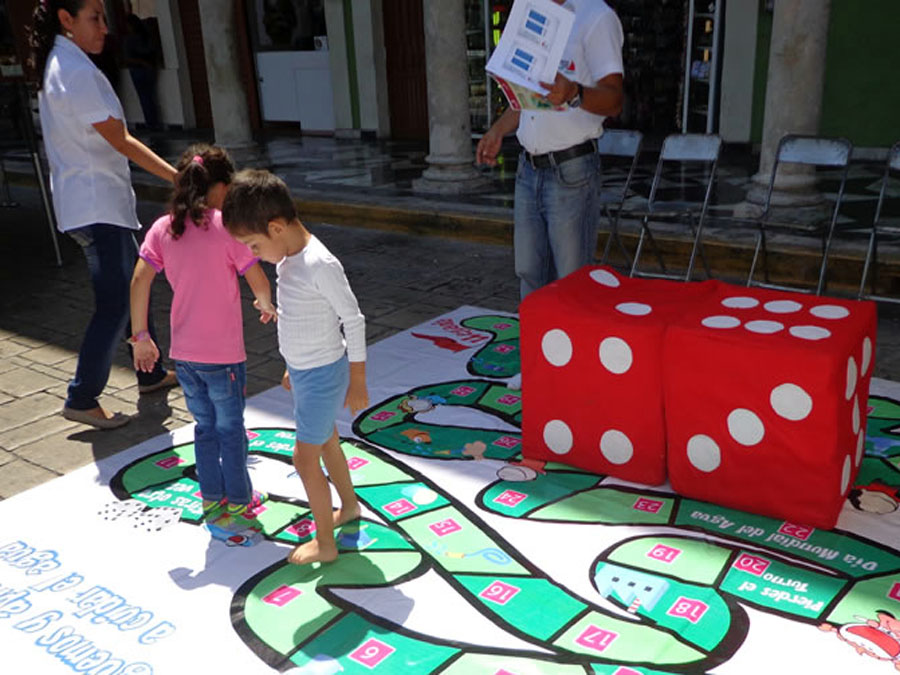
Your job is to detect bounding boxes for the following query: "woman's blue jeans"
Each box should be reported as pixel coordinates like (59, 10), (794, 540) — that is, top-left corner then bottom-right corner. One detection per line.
(176, 361), (252, 505)
(66, 223), (167, 410)
(513, 150), (601, 299)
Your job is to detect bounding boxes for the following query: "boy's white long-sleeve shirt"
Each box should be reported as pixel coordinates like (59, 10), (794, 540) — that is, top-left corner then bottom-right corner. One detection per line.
(275, 235), (366, 370)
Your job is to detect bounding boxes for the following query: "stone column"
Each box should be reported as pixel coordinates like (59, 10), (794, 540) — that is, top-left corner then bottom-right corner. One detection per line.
(197, 0), (253, 149)
(747, 0), (832, 206)
(413, 0), (488, 194)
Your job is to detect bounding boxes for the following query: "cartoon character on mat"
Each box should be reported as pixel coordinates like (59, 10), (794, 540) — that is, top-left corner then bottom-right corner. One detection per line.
(820, 610), (900, 669)
(849, 481), (900, 514)
(399, 393), (445, 414)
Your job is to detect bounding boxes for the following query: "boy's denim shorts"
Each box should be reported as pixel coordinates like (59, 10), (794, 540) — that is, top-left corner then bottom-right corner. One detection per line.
(286, 354), (349, 445)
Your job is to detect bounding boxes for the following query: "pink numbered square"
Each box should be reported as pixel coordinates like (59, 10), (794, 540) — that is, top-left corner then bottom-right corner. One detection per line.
(733, 554), (770, 576)
(370, 411), (396, 422)
(479, 580), (520, 605)
(646, 544), (681, 564)
(428, 518), (462, 537)
(262, 585), (302, 607)
(245, 430), (260, 440)
(574, 625), (618, 653)
(347, 457), (369, 471)
(496, 394), (521, 406)
(450, 386), (477, 397)
(155, 456), (184, 470)
(633, 498), (663, 513)
(493, 344), (515, 354)
(383, 499), (416, 517)
(289, 519), (317, 537)
(889, 582), (900, 602)
(493, 489), (527, 507)
(349, 638), (395, 668)
(492, 435), (521, 449)
(777, 522), (814, 541)
(666, 597), (709, 623)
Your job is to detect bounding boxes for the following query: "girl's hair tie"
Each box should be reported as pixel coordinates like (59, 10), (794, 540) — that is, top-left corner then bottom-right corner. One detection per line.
(191, 154), (204, 166)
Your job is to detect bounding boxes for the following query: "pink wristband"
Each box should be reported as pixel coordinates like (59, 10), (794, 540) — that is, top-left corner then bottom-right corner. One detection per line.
(128, 330), (151, 344)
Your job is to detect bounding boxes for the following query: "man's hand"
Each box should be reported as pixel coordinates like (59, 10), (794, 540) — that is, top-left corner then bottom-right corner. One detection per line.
(538, 72), (579, 107)
(475, 127), (503, 167)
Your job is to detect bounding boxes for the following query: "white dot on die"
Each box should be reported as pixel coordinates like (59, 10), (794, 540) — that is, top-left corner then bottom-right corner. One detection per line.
(840, 455), (852, 494)
(770, 383), (813, 421)
(543, 420), (573, 455)
(745, 320), (784, 334)
(862, 336), (873, 376)
(599, 337), (633, 374)
(852, 395), (860, 435)
(789, 325), (831, 341)
(702, 315), (741, 329)
(616, 302), (652, 316)
(600, 430), (634, 465)
(687, 435), (721, 472)
(764, 300), (803, 314)
(811, 304), (850, 320)
(590, 269), (620, 287)
(728, 409), (765, 446)
(845, 356), (858, 401)
(722, 296), (759, 309)
(542, 329), (572, 367)
(856, 430), (865, 467)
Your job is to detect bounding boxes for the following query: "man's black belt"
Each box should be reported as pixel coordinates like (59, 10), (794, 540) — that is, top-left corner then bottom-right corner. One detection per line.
(524, 139), (597, 169)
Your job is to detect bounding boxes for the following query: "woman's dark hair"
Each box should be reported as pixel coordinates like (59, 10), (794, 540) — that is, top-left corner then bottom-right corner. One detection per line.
(169, 144), (235, 240)
(28, 1), (86, 89)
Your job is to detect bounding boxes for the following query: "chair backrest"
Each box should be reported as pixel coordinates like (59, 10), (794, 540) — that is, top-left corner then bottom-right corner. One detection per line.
(659, 133), (722, 163)
(647, 133), (722, 210)
(873, 141), (900, 226)
(596, 128), (643, 158)
(763, 134), (853, 219)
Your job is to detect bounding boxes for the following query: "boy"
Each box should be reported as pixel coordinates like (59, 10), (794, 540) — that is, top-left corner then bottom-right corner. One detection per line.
(222, 169), (367, 565)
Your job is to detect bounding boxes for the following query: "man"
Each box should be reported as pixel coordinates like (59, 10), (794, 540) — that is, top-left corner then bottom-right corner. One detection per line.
(476, 0), (624, 300)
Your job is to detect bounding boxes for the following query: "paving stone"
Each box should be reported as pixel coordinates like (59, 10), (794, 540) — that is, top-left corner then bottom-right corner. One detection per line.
(0, 339), (29, 360)
(24, 342), (79, 366)
(0, 392), (66, 431)
(0, 366), (64, 397)
(0, 412), (78, 451)
(0, 458), (59, 499)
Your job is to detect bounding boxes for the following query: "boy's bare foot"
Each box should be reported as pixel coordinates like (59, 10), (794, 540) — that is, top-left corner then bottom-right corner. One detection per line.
(287, 539), (338, 565)
(334, 503), (361, 527)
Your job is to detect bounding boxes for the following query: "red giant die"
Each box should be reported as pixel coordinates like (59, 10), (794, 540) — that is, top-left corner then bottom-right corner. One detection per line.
(519, 266), (718, 485)
(663, 284), (877, 528)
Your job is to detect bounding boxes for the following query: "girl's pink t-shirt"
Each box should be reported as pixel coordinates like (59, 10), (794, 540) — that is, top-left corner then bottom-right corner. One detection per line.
(139, 210), (258, 364)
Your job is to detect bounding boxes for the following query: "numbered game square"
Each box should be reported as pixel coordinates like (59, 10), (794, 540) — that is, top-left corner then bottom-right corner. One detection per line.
(349, 638), (395, 668)
(479, 580), (520, 605)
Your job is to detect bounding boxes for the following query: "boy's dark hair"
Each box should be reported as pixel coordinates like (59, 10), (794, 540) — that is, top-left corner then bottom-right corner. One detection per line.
(169, 144), (234, 239)
(222, 169), (296, 235)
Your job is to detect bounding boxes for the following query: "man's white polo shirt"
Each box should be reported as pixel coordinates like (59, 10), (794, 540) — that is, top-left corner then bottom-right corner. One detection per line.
(39, 35), (139, 233)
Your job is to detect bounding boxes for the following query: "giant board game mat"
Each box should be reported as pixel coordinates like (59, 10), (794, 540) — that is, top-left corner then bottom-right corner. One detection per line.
(4, 306), (900, 674)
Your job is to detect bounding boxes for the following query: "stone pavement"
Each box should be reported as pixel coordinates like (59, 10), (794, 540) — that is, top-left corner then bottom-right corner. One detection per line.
(2, 132), (900, 503)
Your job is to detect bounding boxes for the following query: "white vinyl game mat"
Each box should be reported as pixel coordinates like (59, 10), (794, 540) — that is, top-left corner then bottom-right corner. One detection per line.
(3, 306), (900, 674)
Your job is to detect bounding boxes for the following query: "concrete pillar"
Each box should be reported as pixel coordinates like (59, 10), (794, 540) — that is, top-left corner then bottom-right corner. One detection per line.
(748, 0), (831, 206)
(413, 0), (488, 194)
(197, 0), (253, 148)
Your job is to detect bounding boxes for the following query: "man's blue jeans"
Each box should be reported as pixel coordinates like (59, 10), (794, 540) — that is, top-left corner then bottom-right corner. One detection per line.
(66, 223), (167, 410)
(176, 360), (252, 505)
(513, 150), (601, 299)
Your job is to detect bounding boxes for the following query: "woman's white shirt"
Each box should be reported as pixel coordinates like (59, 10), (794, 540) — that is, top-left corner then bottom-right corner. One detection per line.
(39, 35), (139, 232)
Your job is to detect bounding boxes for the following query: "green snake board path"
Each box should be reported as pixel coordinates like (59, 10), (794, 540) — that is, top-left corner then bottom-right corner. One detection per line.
(9, 307), (900, 673)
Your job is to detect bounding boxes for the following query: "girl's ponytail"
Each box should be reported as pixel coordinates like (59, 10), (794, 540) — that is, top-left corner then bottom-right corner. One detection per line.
(169, 144), (235, 239)
(28, 1), (86, 89)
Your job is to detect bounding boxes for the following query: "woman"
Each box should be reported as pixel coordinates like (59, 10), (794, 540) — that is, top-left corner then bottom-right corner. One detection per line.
(29, 0), (178, 429)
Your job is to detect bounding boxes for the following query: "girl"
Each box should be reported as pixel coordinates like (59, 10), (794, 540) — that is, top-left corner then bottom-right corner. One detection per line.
(130, 145), (276, 518)
(29, 0), (179, 429)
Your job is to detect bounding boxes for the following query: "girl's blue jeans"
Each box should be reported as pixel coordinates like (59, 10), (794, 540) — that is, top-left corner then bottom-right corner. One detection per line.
(66, 223), (167, 410)
(513, 150), (601, 299)
(176, 360), (252, 505)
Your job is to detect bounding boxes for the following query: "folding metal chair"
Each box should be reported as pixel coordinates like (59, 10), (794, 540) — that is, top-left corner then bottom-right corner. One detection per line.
(858, 141), (900, 302)
(627, 133), (721, 281)
(747, 134), (852, 295)
(596, 129), (643, 268)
